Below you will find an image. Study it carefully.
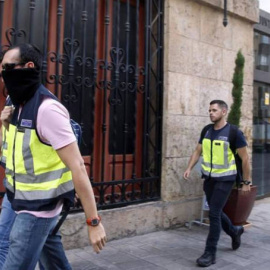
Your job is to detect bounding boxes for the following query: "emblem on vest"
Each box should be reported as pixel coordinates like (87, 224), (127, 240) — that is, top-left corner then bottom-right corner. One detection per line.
(218, 136), (228, 141)
(21, 119), (32, 128)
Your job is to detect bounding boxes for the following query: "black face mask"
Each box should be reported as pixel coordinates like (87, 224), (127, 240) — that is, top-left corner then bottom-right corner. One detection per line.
(2, 68), (41, 105)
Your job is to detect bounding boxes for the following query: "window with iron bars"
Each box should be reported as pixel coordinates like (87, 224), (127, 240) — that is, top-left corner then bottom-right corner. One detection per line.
(0, 0), (163, 210)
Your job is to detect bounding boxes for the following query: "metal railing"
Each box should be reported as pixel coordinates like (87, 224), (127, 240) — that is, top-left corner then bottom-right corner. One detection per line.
(0, 0), (164, 210)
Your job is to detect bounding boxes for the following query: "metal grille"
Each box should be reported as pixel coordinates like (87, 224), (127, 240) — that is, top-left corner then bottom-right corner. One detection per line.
(0, 0), (164, 210)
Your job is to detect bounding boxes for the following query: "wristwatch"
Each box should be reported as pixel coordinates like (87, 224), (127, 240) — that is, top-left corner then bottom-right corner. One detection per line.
(241, 180), (251, 185)
(86, 216), (101, 227)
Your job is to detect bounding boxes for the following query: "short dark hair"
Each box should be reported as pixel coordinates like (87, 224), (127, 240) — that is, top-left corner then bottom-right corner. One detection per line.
(5, 43), (42, 71)
(210, 100), (228, 110)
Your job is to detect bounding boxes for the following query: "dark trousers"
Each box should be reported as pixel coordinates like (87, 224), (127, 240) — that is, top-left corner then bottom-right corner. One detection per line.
(203, 178), (237, 254)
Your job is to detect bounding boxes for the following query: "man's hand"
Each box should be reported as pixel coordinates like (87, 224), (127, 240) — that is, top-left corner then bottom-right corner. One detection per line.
(1, 105), (14, 130)
(183, 144), (202, 180)
(183, 169), (191, 180)
(88, 222), (107, 253)
(241, 184), (251, 192)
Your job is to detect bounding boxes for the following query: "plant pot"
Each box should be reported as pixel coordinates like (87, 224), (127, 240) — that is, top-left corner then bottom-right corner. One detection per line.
(223, 185), (257, 226)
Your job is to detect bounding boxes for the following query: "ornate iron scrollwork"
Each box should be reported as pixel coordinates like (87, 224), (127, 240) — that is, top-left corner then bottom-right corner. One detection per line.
(5, 28), (26, 46)
(0, 0), (163, 211)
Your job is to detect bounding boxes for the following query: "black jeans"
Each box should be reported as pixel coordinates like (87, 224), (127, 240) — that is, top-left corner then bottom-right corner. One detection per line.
(203, 178), (237, 254)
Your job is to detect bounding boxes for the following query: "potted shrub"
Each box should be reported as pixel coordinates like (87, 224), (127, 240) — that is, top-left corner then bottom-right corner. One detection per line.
(223, 50), (257, 226)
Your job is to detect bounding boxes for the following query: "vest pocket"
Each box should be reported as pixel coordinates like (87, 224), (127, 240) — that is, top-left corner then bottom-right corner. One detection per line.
(212, 140), (228, 165)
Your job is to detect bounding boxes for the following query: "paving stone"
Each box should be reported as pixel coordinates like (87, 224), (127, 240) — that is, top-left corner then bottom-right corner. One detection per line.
(64, 197), (270, 270)
(71, 260), (100, 270)
(130, 266), (166, 270)
(113, 259), (158, 270)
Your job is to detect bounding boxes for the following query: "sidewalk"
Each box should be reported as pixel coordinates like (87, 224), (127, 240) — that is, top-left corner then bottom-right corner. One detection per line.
(66, 197), (270, 270)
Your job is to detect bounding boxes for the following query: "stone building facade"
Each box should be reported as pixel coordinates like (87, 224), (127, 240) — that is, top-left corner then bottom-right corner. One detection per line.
(61, 0), (259, 249)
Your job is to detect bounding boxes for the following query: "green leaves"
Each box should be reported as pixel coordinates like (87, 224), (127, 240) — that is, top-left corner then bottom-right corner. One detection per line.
(227, 50), (245, 127)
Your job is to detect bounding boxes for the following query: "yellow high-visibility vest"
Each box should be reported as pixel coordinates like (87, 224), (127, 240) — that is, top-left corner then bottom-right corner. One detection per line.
(5, 85), (74, 211)
(201, 125), (237, 180)
(0, 126), (8, 167)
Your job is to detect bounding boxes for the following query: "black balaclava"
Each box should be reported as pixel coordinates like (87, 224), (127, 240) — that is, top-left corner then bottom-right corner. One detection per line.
(2, 68), (41, 105)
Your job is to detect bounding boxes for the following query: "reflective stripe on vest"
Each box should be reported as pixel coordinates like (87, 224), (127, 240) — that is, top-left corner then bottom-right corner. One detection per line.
(201, 168), (237, 177)
(0, 127), (8, 166)
(202, 137), (237, 178)
(5, 124), (74, 202)
(5, 177), (74, 200)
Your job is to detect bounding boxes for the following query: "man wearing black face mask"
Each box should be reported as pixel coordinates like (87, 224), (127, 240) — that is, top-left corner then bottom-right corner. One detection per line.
(1, 46), (41, 106)
(0, 52), (46, 270)
(0, 44), (106, 270)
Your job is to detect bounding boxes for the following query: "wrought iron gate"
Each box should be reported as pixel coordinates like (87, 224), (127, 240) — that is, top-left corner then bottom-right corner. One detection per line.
(0, 0), (164, 210)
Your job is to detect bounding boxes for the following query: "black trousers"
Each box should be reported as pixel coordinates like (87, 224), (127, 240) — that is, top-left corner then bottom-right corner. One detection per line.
(203, 178), (237, 254)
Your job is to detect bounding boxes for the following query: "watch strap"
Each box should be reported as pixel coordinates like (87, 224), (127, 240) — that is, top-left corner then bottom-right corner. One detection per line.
(86, 215), (101, 226)
(241, 180), (251, 185)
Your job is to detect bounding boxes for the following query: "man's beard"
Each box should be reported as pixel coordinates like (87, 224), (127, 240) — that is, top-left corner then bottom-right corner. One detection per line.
(210, 116), (222, 123)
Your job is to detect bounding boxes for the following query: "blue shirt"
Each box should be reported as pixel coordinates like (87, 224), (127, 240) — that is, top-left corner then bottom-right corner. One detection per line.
(198, 123), (247, 149)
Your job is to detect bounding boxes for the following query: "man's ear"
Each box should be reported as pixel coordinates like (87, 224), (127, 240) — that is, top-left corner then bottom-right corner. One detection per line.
(25, 62), (35, 68)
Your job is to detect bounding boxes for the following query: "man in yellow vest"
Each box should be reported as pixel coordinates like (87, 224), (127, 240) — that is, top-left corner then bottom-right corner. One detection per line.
(184, 100), (251, 267)
(0, 52), (45, 269)
(0, 43), (106, 270)
(0, 53), (18, 269)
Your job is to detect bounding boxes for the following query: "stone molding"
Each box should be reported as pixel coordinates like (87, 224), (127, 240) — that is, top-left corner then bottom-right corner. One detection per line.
(194, 0), (259, 24)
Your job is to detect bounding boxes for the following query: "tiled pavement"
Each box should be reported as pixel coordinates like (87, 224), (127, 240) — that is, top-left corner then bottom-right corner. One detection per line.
(64, 197), (270, 270)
